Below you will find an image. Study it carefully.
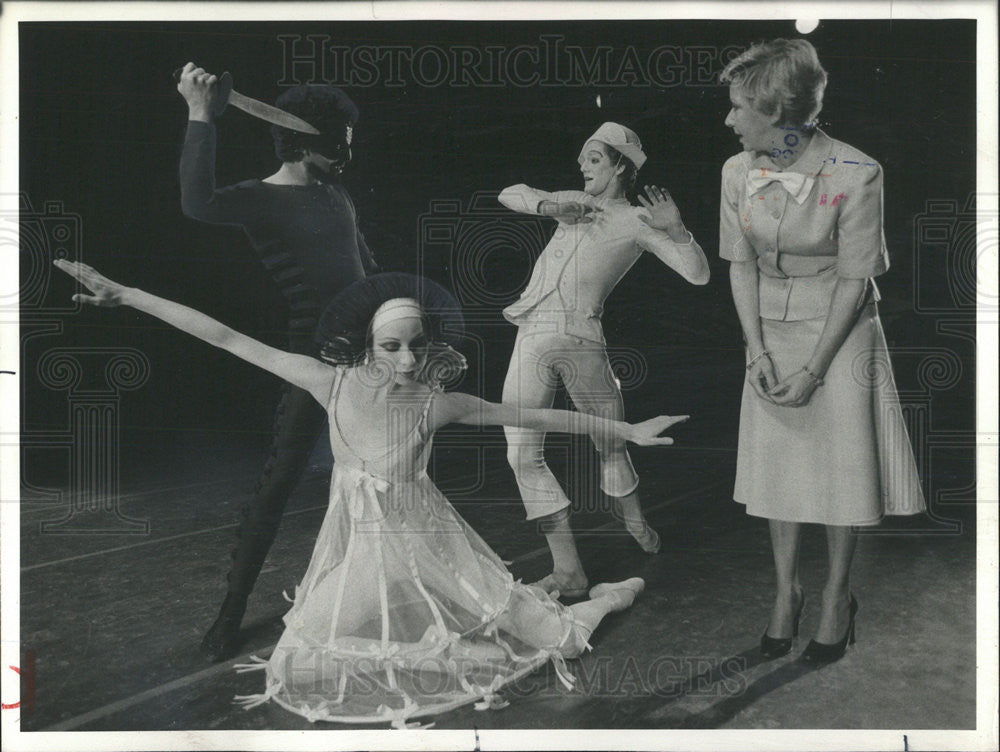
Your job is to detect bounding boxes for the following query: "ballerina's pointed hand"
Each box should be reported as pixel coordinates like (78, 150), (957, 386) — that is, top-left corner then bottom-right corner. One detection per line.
(637, 185), (682, 230)
(629, 415), (689, 446)
(53, 260), (126, 307)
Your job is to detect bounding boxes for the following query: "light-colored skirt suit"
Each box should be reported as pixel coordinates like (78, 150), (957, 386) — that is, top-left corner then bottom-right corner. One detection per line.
(720, 131), (926, 526)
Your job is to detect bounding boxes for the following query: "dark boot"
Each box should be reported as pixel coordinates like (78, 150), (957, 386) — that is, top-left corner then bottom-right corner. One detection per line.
(200, 592), (248, 662)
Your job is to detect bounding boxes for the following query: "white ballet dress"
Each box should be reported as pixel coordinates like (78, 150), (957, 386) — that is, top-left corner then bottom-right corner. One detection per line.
(235, 367), (587, 727)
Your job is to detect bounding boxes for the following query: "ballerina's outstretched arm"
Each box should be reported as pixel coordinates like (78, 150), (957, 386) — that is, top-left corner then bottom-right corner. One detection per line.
(429, 391), (687, 447)
(53, 260), (336, 404)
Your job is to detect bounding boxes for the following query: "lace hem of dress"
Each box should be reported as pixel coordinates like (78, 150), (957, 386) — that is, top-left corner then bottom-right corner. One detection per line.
(232, 582), (592, 728)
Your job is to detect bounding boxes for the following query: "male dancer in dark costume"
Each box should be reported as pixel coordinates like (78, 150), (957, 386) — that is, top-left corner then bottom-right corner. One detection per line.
(177, 63), (377, 660)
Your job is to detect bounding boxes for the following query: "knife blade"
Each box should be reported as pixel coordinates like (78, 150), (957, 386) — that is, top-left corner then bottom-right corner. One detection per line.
(173, 68), (320, 135)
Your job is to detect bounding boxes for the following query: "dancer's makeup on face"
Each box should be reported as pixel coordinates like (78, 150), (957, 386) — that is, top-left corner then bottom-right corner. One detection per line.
(579, 141), (623, 197)
(370, 316), (428, 384)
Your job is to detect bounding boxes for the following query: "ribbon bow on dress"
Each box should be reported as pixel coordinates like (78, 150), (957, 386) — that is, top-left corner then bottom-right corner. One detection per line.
(339, 465), (390, 520)
(746, 167), (816, 205)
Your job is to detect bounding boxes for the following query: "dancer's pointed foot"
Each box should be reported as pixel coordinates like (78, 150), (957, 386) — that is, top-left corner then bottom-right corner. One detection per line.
(588, 577), (645, 612)
(613, 498), (661, 554)
(200, 592), (247, 662)
(632, 526), (661, 554)
(530, 571), (589, 599)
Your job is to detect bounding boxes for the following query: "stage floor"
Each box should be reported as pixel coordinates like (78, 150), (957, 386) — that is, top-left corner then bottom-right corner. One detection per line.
(18, 415), (976, 732)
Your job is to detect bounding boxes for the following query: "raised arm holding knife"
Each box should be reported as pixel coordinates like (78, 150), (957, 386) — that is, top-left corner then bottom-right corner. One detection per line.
(176, 62), (377, 661)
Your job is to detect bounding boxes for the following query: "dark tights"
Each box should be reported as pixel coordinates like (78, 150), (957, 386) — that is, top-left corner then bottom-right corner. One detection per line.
(225, 382), (327, 595)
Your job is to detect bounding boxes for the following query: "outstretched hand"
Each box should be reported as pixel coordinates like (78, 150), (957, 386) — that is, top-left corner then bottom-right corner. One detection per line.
(626, 414), (689, 446)
(53, 260), (128, 307)
(637, 184), (683, 231)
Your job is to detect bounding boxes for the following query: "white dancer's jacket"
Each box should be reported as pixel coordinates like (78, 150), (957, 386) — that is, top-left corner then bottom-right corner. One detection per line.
(498, 185), (709, 344)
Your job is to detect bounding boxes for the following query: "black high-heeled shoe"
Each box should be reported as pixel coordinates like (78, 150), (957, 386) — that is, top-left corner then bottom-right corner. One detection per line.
(801, 594), (857, 665)
(760, 590), (805, 659)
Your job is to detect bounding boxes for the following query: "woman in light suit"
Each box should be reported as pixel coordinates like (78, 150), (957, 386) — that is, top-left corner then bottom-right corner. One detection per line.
(719, 39), (925, 663)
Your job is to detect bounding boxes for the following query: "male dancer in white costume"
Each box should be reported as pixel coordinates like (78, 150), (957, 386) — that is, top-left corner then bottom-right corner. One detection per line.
(498, 123), (710, 596)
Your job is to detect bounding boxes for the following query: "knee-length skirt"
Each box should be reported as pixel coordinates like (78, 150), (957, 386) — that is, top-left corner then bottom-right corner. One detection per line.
(733, 302), (926, 526)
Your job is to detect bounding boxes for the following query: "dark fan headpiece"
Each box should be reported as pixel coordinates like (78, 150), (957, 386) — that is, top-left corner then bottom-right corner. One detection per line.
(315, 273), (465, 371)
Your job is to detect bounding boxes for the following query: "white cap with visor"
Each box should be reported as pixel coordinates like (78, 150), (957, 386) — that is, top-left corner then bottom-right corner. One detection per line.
(578, 122), (647, 170)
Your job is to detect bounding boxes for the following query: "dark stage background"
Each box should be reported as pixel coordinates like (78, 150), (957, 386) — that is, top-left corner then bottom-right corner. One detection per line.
(20, 19), (976, 501)
(13, 18), (982, 733)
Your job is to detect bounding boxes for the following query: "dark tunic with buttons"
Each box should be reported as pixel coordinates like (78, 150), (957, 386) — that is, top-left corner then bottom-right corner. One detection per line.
(179, 120), (378, 596)
(180, 120), (377, 350)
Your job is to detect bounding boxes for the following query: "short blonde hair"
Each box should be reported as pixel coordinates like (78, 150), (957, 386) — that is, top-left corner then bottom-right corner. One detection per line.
(721, 38), (828, 129)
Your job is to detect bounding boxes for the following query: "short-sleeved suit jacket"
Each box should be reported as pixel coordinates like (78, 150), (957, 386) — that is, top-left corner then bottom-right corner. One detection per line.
(719, 128), (889, 321)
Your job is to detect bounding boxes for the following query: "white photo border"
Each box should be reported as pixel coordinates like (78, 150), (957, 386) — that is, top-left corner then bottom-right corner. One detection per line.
(1, 2), (996, 751)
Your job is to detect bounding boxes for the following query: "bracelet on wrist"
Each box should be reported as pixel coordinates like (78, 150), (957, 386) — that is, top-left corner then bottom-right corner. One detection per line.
(801, 366), (825, 386)
(746, 349), (771, 370)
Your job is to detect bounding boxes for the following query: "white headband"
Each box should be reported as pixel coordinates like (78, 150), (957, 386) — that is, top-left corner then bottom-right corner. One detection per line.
(370, 297), (424, 332)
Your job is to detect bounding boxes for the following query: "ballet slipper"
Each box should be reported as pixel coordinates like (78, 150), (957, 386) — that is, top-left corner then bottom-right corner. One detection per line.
(631, 526), (661, 554)
(588, 577), (645, 612)
(612, 500), (662, 554)
(529, 572), (589, 599)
